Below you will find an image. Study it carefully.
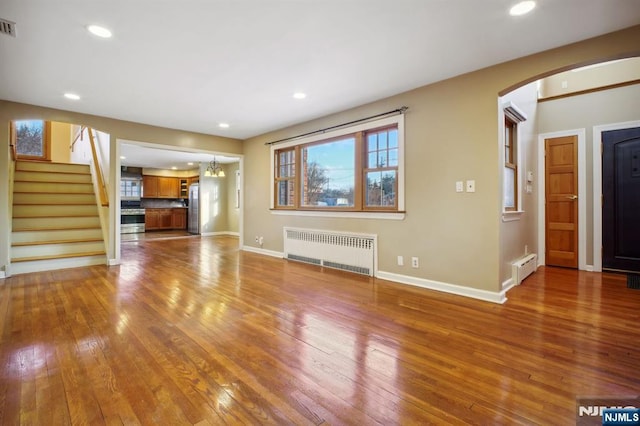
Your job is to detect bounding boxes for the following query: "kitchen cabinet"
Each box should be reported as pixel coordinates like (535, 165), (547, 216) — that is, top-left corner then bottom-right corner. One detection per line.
(172, 208), (187, 229)
(142, 176), (180, 198)
(145, 208), (187, 231)
(158, 177), (179, 198)
(142, 175), (158, 198)
(179, 179), (189, 199)
(180, 176), (199, 198)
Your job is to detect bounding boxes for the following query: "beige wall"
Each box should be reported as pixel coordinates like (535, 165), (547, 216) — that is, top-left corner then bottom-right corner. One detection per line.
(50, 121), (71, 163)
(0, 100), (242, 273)
(499, 82), (539, 285)
(226, 162), (240, 234)
(242, 25), (640, 295)
(540, 57), (640, 99)
(142, 168), (199, 178)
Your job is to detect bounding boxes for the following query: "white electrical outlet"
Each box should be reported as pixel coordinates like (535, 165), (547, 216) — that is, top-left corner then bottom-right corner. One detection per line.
(258, 236), (264, 246)
(411, 257), (419, 268)
(456, 181), (463, 192)
(466, 180), (476, 193)
(255, 236), (259, 243)
(397, 255), (404, 266)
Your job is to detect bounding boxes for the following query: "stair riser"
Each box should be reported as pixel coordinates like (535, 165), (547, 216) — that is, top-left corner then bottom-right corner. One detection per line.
(12, 229), (103, 244)
(13, 182), (94, 194)
(12, 242), (106, 259)
(13, 205), (98, 218)
(9, 256), (106, 275)
(13, 193), (97, 205)
(15, 171), (92, 184)
(13, 216), (101, 230)
(16, 161), (90, 174)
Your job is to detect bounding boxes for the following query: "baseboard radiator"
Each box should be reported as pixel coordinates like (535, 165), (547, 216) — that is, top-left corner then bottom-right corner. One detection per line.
(283, 227), (376, 276)
(512, 253), (537, 285)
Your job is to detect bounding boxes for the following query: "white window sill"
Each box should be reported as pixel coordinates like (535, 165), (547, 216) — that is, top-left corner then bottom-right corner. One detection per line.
(502, 211), (524, 222)
(271, 209), (405, 220)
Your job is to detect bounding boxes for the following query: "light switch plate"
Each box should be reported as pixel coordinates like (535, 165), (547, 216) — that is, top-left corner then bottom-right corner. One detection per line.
(466, 180), (476, 193)
(456, 181), (463, 192)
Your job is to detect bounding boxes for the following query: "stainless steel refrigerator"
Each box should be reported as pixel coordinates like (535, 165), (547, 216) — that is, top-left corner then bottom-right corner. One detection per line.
(188, 183), (199, 234)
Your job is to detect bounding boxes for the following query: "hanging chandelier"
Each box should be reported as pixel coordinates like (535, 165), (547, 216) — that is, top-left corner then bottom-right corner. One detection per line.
(204, 157), (225, 177)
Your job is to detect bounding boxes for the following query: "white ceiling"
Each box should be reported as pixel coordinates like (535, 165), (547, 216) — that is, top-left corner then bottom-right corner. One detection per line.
(120, 142), (238, 171)
(1, 1), (639, 141)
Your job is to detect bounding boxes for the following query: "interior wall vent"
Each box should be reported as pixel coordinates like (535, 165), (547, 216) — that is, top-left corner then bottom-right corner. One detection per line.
(0, 18), (16, 37)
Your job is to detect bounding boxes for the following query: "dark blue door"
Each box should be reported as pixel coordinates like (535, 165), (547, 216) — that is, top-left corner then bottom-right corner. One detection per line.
(602, 127), (640, 272)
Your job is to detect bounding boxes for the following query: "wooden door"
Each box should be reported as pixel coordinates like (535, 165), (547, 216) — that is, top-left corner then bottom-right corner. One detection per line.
(545, 136), (578, 268)
(602, 127), (640, 272)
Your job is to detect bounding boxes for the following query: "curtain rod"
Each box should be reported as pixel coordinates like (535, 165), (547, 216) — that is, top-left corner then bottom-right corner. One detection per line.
(265, 106), (408, 146)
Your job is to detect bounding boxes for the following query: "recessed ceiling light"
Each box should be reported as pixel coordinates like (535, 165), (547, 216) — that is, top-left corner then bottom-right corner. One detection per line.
(509, 1), (536, 16)
(120, 156), (126, 160)
(219, 123), (230, 128)
(293, 92), (307, 99)
(187, 162), (194, 166)
(64, 93), (80, 100)
(171, 166), (177, 170)
(87, 24), (112, 38)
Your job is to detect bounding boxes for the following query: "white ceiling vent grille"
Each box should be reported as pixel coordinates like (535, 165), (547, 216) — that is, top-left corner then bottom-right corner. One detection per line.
(0, 18), (16, 37)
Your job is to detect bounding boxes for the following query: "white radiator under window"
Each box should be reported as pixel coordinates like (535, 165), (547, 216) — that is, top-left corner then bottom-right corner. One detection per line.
(512, 253), (537, 285)
(283, 227), (376, 276)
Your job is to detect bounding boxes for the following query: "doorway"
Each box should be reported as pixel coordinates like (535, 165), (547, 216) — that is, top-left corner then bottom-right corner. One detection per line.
(537, 130), (586, 270)
(544, 135), (578, 268)
(602, 126), (640, 272)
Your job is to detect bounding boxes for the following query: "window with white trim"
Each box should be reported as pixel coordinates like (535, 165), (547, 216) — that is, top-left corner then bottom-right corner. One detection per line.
(502, 102), (526, 212)
(271, 115), (404, 212)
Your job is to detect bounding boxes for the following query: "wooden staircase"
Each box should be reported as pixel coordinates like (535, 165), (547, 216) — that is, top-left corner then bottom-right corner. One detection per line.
(10, 160), (106, 275)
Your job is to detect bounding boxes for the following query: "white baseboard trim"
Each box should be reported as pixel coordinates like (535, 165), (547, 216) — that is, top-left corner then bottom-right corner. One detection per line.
(501, 277), (515, 292)
(201, 231), (240, 237)
(108, 258), (120, 266)
(0, 270), (5, 279)
(376, 270), (507, 304)
(585, 264), (594, 272)
(241, 245), (284, 259)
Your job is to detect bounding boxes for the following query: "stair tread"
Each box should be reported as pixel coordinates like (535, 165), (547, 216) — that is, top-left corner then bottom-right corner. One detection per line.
(14, 191), (95, 194)
(13, 226), (101, 232)
(11, 251), (106, 263)
(13, 179), (93, 185)
(13, 202), (96, 207)
(12, 238), (104, 247)
(16, 169), (91, 176)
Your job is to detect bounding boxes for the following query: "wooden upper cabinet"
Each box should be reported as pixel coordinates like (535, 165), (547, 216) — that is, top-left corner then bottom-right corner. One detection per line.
(142, 176), (159, 198)
(142, 175), (180, 198)
(158, 177), (179, 198)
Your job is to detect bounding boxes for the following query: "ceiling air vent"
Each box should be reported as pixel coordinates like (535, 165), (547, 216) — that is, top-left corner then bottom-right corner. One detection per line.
(0, 18), (16, 37)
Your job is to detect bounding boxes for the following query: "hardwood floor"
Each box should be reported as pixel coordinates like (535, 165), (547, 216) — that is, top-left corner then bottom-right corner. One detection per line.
(1, 236), (639, 425)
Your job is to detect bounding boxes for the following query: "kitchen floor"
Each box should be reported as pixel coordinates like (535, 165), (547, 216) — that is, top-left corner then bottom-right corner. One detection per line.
(121, 230), (194, 242)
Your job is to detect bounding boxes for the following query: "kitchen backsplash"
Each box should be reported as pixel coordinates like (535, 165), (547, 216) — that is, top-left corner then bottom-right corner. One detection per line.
(141, 199), (186, 208)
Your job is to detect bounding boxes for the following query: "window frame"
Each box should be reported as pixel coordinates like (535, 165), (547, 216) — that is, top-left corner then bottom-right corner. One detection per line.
(501, 101), (527, 214)
(363, 124), (400, 211)
(10, 119), (52, 161)
(274, 147), (297, 209)
(503, 116), (518, 212)
(270, 114), (404, 213)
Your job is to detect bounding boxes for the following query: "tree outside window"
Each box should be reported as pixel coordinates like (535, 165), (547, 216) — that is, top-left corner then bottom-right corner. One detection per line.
(12, 120), (51, 160)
